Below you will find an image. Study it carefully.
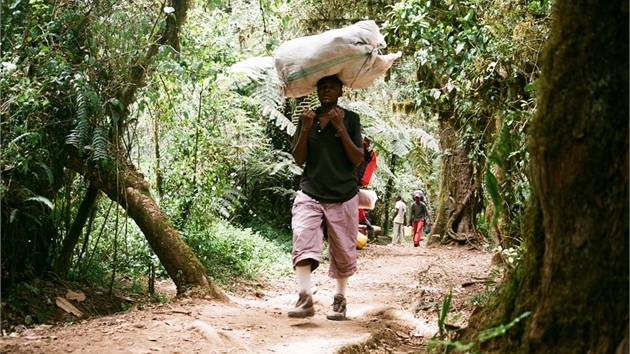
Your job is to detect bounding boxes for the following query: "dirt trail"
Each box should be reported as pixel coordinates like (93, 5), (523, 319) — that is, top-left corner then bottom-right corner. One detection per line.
(0, 241), (494, 354)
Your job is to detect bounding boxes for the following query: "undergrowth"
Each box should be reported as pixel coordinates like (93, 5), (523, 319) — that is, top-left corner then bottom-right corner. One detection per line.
(185, 220), (293, 287)
(0, 220), (293, 332)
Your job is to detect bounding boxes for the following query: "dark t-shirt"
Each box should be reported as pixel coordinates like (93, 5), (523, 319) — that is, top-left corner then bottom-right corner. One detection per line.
(293, 107), (362, 203)
(410, 201), (430, 222)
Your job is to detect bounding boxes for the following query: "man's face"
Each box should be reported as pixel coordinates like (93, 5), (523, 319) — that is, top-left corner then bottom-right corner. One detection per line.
(317, 81), (342, 104)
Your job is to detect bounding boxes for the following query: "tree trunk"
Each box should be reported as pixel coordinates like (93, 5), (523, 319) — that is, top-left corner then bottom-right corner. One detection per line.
(66, 148), (228, 300)
(382, 153), (397, 235)
(56, 183), (99, 274)
(455, 0), (628, 352)
(487, 115), (513, 265)
(62, 0), (224, 299)
(430, 120), (484, 245)
(153, 113), (164, 198)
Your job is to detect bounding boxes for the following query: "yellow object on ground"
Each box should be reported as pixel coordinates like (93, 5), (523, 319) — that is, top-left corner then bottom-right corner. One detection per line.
(356, 232), (368, 249)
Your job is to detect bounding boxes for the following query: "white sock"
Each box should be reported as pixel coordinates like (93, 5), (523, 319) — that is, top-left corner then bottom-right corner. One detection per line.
(296, 265), (312, 295)
(335, 277), (348, 296)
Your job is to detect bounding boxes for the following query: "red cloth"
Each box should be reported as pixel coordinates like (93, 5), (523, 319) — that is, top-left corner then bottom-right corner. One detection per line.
(358, 150), (377, 187)
(358, 208), (368, 223)
(412, 219), (425, 245)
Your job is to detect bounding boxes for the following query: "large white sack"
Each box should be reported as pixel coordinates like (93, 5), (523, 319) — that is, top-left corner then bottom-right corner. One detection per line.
(358, 189), (378, 210)
(273, 20), (402, 98)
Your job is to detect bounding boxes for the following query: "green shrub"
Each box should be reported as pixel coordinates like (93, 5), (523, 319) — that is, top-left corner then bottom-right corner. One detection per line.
(185, 221), (293, 286)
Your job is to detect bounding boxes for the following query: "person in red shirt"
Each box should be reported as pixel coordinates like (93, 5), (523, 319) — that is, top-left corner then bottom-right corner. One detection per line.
(359, 208), (375, 242)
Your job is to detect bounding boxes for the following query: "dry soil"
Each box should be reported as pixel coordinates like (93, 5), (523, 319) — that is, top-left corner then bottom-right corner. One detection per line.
(0, 239), (496, 354)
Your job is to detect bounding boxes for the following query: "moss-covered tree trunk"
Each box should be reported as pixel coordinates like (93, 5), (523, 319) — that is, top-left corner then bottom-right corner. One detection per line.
(60, 0), (228, 299)
(382, 153), (397, 235)
(456, 0), (628, 352)
(486, 114), (514, 265)
(66, 149), (228, 300)
(430, 119), (484, 245)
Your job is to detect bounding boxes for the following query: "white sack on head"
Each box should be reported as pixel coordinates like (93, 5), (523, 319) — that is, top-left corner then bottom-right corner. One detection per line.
(273, 20), (402, 98)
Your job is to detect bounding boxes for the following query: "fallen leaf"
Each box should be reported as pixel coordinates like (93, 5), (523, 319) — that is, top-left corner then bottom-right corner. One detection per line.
(66, 290), (86, 302)
(55, 297), (83, 317)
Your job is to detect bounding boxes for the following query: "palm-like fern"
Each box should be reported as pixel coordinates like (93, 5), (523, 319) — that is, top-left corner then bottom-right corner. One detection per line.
(226, 57), (295, 135)
(484, 114), (526, 226)
(290, 93), (318, 126)
(409, 127), (440, 153)
(66, 81), (91, 155)
(91, 127), (109, 161)
(66, 78), (109, 162)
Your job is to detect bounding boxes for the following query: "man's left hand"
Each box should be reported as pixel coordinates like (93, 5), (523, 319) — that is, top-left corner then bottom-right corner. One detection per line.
(329, 106), (345, 132)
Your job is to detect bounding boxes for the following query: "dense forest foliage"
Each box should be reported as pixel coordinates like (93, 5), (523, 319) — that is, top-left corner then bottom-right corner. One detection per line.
(3, 0), (627, 351)
(1, 0), (548, 277)
(2, 0), (546, 317)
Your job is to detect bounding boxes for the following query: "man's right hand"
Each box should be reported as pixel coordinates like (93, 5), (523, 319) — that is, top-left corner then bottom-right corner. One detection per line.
(301, 108), (316, 130)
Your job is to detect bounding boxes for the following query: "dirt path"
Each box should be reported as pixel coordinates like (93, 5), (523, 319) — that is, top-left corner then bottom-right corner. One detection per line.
(0, 241), (494, 353)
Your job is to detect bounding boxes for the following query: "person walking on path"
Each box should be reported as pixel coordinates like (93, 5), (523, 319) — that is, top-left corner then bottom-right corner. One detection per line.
(359, 208), (376, 243)
(409, 192), (432, 247)
(287, 75), (364, 321)
(390, 195), (407, 246)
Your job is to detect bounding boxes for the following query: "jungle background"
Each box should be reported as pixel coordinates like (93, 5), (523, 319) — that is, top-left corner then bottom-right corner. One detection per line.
(1, 0), (627, 352)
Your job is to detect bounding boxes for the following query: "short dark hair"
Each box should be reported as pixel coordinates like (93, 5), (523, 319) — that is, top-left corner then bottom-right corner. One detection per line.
(317, 75), (343, 89)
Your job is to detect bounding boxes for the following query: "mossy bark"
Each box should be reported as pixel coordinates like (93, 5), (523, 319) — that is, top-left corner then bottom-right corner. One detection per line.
(63, 0), (227, 299)
(455, 0), (628, 352)
(430, 118), (485, 245)
(486, 114), (518, 265)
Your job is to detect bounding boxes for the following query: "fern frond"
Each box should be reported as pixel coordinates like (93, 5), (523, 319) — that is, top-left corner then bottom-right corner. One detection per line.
(484, 116), (520, 226)
(91, 127), (109, 161)
(344, 101), (379, 120)
(246, 150), (301, 182)
(25, 196), (54, 210)
(35, 162), (54, 185)
(227, 57), (278, 85)
(262, 186), (297, 199)
(261, 105), (295, 135)
(291, 94), (317, 126)
(267, 151), (303, 176)
(66, 82), (91, 154)
(251, 70), (283, 108)
(226, 56), (297, 135)
(390, 129), (414, 157)
(407, 127), (439, 153)
(213, 187), (242, 218)
(484, 168), (502, 225)
(4, 132), (38, 157)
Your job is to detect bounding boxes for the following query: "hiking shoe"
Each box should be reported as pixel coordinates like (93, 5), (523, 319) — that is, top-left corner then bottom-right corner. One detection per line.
(288, 292), (314, 318)
(326, 294), (346, 321)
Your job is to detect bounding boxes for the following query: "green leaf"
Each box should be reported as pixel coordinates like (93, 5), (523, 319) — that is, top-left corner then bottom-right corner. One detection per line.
(455, 42), (465, 54)
(25, 196), (54, 210)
